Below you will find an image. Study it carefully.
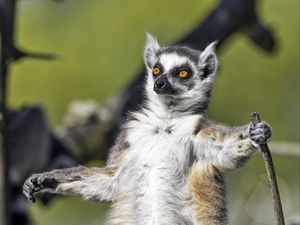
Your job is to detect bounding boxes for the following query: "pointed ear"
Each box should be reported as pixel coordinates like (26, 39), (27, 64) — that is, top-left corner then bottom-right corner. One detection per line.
(199, 41), (218, 80)
(144, 33), (161, 69)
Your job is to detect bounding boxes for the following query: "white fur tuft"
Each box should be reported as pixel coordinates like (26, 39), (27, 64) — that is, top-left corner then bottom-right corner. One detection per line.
(200, 41), (217, 61)
(144, 33), (161, 69)
(200, 41), (218, 80)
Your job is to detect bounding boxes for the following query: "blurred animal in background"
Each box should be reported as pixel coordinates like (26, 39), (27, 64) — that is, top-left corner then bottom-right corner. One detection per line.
(57, 96), (126, 161)
(6, 107), (80, 225)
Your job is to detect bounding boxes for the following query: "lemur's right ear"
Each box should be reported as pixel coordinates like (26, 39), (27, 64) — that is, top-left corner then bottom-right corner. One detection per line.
(144, 33), (161, 69)
(199, 41), (218, 81)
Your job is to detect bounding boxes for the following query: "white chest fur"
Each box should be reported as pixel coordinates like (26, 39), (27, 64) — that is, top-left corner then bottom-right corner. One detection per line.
(122, 110), (201, 225)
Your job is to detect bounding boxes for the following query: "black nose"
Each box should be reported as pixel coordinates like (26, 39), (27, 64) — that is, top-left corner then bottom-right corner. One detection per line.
(154, 79), (166, 89)
(153, 76), (175, 95)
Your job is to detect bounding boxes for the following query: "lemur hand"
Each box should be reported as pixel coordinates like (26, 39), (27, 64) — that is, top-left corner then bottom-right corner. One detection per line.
(249, 121), (272, 145)
(23, 173), (58, 203)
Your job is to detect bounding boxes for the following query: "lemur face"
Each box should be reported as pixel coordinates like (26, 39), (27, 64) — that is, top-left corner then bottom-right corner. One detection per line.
(144, 33), (218, 104)
(151, 51), (196, 96)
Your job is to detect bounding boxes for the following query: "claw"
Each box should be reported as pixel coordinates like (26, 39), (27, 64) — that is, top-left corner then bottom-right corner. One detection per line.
(23, 181), (36, 203)
(29, 193), (36, 203)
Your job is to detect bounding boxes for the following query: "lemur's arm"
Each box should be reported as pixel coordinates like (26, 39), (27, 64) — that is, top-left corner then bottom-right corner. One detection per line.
(23, 165), (118, 202)
(23, 130), (130, 203)
(194, 119), (271, 171)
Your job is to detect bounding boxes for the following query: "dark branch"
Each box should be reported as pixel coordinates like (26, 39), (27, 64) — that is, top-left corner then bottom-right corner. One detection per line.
(13, 48), (60, 61)
(251, 112), (285, 225)
(0, 0), (16, 223)
(177, 0), (276, 52)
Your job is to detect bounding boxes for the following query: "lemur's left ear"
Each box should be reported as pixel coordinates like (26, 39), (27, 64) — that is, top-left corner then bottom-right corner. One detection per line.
(144, 33), (161, 69)
(199, 41), (218, 80)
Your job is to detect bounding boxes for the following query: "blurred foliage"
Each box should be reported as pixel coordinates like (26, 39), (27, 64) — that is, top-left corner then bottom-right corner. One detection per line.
(7, 0), (299, 224)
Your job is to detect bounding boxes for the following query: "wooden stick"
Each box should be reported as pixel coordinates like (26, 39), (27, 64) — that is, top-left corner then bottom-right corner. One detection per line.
(251, 112), (285, 225)
(0, 0), (16, 223)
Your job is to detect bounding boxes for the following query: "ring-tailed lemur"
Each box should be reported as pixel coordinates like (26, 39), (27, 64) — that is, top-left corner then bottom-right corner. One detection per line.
(23, 33), (271, 225)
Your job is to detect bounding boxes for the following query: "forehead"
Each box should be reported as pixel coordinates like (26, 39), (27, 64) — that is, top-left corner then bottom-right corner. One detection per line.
(157, 46), (200, 71)
(158, 54), (189, 71)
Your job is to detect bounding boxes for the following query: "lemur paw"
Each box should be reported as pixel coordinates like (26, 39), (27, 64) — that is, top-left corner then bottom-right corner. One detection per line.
(235, 140), (256, 156)
(23, 173), (58, 203)
(250, 121), (272, 145)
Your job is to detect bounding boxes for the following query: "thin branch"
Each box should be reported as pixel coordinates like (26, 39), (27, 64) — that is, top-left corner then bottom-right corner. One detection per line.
(268, 142), (299, 157)
(13, 48), (60, 61)
(0, 0), (16, 224)
(251, 112), (285, 225)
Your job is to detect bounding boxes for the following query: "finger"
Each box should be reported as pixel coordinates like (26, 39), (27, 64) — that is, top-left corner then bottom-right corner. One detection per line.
(23, 184), (35, 203)
(250, 129), (264, 135)
(29, 194), (36, 203)
(251, 135), (265, 143)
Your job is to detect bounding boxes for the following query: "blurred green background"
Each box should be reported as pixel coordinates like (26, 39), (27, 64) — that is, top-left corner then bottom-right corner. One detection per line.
(8, 0), (299, 224)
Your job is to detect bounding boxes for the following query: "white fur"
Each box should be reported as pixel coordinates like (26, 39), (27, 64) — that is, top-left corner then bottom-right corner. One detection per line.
(105, 97), (200, 225)
(101, 100), (256, 224)
(200, 42), (217, 62)
(159, 53), (189, 71)
(144, 33), (161, 69)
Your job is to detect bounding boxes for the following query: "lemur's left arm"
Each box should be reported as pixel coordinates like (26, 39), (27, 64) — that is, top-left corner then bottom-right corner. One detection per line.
(193, 119), (271, 171)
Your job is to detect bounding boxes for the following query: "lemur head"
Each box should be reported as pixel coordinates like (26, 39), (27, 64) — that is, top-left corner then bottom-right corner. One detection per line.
(144, 33), (218, 113)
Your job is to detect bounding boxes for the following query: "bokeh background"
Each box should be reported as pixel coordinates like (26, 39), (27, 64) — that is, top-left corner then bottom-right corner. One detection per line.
(7, 0), (299, 224)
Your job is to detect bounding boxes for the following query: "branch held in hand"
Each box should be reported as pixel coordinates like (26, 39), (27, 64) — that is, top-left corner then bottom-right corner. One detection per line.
(251, 112), (285, 225)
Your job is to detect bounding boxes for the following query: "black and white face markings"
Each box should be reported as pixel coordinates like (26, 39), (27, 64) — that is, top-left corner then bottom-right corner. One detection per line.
(144, 33), (218, 112)
(151, 46), (200, 96)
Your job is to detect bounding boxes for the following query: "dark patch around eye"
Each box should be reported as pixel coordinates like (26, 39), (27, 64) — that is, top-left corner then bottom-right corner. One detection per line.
(153, 62), (164, 77)
(170, 64), (193, 78)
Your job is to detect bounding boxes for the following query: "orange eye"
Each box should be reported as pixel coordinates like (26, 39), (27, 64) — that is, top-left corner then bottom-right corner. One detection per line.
(152, 67), (161, 76)
(179, 70), (189, 78)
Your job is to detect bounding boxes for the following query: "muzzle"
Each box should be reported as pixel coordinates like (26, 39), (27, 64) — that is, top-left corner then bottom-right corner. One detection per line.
(153, 75), (175, 95)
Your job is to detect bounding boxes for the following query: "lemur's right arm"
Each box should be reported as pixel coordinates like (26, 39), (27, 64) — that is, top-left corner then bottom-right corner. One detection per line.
(23, 130), (130, 203)
(193, 118), (271, 171)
